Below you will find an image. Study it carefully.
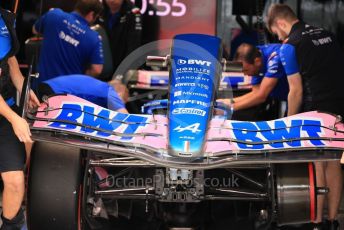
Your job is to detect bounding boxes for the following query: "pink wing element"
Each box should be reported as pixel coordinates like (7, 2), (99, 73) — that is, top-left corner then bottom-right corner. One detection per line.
(31, 95), (344, 154)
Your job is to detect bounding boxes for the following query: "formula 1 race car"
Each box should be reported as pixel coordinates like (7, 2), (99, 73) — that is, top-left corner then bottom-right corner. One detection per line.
(24, 34), (344, 230)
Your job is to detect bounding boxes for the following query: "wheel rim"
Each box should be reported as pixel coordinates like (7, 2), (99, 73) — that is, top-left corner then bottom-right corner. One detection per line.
(276, 163), (316, 225)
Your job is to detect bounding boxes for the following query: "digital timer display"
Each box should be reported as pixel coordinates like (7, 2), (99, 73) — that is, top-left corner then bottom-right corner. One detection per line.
(132, 0), (216, 39)
(131, 0), (186, 17)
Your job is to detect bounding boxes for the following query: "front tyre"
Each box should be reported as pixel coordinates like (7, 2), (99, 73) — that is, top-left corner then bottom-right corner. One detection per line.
(27, 142), (84, 230)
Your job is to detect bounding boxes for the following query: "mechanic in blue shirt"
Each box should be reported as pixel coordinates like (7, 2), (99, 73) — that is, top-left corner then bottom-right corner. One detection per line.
(218, 43), (297, 119)
(38, 74), (128, 113)
(267, 4), (344, 229)
(32, 0), (104, 87)
(0, 7), (40, 230)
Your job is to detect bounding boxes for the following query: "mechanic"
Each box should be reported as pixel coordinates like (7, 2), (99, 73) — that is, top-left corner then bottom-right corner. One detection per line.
(267, 4), (344, 230)
(32, 0), (104, 87)
(0, 7), (40, 230)
(101, 0), (142, 73)
(38, 74), (128, 113)
(218, 43), (293, 119)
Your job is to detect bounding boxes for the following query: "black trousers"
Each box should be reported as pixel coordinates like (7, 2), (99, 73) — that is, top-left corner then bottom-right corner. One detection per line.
(0, 106), (25, 172)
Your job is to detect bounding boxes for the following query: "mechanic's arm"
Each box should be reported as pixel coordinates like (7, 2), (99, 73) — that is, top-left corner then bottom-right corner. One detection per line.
(85, 64), (103, 77)
(217, 87), (256, 107)
(279, 44), (301, 115)
(233, 77), (278, 111)
(286, 73), (303, 116)
(0, 95), (33, 143)
(8, 56), (25, 91)
(32, 8), (53, 35)
(8, 56), (41, 108)
(232, 74), (265, 103)
(233, 88), (257, 103)
(86, 33), (104, 77)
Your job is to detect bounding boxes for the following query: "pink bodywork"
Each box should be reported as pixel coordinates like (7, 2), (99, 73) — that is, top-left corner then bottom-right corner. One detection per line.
(32, 95), (344, 155)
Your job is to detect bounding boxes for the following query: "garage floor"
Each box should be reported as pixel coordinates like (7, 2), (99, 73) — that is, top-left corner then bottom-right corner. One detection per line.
(0, 204), (343, 229)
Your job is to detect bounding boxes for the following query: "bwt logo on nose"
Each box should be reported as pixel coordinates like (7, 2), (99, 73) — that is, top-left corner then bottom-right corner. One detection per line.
(177, 59), (212, 67)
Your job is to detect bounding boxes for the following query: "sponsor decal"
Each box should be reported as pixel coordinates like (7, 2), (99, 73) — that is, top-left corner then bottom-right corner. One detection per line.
(232, 119), (325, 149)
(59, 31), (80, 47)
(268, 60), (276, 67)
(0, 26), (9, 35)
(172, 108), (206, 116)
(175, 83), (196, 87)
(175, 76), (210, 81)
(174, 82), (209, 90)
(177, 59), (212, 67)
(49, 103), (148, 140)
(176, 67), (211, 75)
(174, 91), (182, 97)
(174, 91), (208, 98)
(172, 100), (208, 107)
(312, 37), (332, 46)
(268, 51), (277, 61)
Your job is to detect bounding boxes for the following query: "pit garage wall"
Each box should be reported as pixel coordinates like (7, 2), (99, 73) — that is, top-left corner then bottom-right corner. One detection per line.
(216, 0), (344, 56)
(216, 0), (280, 58)
(6, 0), (344, 62)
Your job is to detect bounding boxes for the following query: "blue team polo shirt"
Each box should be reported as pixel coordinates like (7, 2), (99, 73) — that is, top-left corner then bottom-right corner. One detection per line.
(44, 75), (125, 111)
(34, 9), (104, 85)
(0, 14), (11, 59)
(279, 43), (300, 76)
(251, 44), (290, 101)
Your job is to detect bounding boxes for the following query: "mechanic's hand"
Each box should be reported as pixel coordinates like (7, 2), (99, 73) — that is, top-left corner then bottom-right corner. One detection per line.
(10, 115), (33, 143)
(28, 90), (41, 109)
(215, 99), (234, 116)
(216, 98), (232, 106)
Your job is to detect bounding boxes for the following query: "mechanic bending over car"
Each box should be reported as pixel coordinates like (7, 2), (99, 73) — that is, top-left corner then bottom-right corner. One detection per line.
(218, 43), (295, 119)
(267, 4), (344, 230)
(32, 0), (104, 88)
(0, 7), (41, 230)
(38, 74), (128, 113)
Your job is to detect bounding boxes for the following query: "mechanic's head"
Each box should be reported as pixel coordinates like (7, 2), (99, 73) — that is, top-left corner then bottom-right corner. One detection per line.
(234, 43), (262, 76)
(267, 4), (298, 41)
(75, 0), (103, 24)
(104, 0), (124, 14)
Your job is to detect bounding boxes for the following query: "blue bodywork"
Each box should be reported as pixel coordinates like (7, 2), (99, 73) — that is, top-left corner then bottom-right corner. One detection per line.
(168, 34), (222, 157)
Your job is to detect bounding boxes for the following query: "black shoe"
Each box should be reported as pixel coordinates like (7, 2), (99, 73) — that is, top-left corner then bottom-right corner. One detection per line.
(312, 223), (324, 230)
(302, 222), (324, 230)
(325, 219), (339, 230)
(0, 209), (25, 230)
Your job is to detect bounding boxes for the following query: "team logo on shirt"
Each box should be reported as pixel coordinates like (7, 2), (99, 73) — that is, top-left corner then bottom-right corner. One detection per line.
(59, 31), (80, 47)
(268, 51), (277, 61)
(0, 26), (9, 35)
